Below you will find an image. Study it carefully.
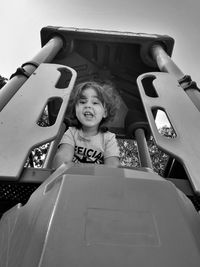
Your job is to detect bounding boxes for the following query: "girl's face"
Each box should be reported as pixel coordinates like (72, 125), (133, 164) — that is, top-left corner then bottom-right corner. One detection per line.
(75, 87), (107, 133)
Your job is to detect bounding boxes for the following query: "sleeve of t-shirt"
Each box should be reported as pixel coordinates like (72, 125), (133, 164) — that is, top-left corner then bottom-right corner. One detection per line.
(104, 132), (120, 159)
(59, 127), (75, 147)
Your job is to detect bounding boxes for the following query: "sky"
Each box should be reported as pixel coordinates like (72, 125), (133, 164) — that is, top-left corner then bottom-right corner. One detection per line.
(2, 0), (199, 127)
(1, 0), (200, 88)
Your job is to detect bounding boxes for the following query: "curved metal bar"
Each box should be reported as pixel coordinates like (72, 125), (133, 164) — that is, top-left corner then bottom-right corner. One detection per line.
(151, 44), (200, 112)
(135, 128), (153, 169)
(0, 36), (63, 112)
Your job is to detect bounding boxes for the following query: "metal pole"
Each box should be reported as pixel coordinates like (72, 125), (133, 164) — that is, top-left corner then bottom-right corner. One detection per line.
(151, 44), (184, 79)
(0, 36), (63, 111)
(151, 44), (200, 112)
(43, 123), (66, 169)
(135, 128), (153, 169)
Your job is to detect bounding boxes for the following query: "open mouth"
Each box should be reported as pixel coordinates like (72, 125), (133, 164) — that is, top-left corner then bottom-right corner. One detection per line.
(84, 111), (94, 118)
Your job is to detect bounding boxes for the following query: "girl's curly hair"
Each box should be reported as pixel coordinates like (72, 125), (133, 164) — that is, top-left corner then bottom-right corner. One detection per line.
(66, 80), (120, 132)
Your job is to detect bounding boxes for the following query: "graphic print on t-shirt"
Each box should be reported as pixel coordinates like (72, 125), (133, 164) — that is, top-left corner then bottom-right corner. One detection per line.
(73, 145), (104, 164)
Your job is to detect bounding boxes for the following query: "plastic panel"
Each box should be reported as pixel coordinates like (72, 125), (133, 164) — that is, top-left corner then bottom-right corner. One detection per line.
(0, 165), (200, 267)
(137, 72), (200, 194)
(0, 63), (77, 179)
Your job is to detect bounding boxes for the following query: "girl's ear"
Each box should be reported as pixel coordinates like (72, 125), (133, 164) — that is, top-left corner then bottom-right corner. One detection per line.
(103, 108), (107, 118)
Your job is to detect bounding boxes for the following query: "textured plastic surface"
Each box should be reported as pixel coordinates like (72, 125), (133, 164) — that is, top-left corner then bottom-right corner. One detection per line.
(137, 72), (200, 194)
(0, 63), (76, 179)
(41, 26), (174, 69)
(0, 165), (200, 267)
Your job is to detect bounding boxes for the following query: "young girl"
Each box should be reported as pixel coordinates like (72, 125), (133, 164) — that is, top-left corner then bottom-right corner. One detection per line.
(52, 80), (120, 169)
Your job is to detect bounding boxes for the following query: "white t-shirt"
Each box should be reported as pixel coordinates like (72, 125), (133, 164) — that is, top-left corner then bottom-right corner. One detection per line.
(60, 127), (120, 164)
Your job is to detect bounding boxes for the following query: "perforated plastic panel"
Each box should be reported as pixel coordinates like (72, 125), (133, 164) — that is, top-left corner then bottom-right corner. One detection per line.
(0, 63), (77, 179)
(137, 72), (200, 194)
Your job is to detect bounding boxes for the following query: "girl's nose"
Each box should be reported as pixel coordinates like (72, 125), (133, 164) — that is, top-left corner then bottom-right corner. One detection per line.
(85, 101), (92, 108)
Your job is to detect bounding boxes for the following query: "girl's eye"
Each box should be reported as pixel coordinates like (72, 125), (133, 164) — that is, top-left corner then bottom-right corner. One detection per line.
(79, 99), (86, 104)
(93, 99), (102, 105)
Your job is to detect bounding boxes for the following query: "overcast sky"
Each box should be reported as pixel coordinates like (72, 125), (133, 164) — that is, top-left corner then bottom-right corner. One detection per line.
(1, 0), (200, 88)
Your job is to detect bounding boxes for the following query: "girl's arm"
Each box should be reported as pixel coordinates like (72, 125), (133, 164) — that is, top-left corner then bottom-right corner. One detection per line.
(104, 132), (120, 167)
(104, 156), (120, 167)
(52, 143), (74, 170)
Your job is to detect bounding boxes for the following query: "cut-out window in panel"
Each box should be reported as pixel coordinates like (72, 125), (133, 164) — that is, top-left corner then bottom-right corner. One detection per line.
(29, 97), (63, 168)
(37, 105), (49, 127)
(37, 97), (63, 127)
(154, 109), (176, 138)
(142, 76), (158, 98)
(55, 68), (72, 89)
